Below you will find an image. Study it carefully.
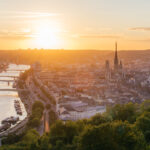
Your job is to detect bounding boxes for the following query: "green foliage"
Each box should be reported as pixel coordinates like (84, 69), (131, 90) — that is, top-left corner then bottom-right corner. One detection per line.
(141, 100), (150, 112)
(22, 129), (39, 143)
(2, 133), (25, 145)
(78, 121), (145, 150)
(87, 113), (111, 125)
(37, 135), (52, 150)
(136, 112), (150, 143)
(49, 110), (57, 125)
(49, 121), (79, 145)
(2, 101), (150, 150)
(32, 101), (44, 111)
(28, 101), (44, 128)
(30, 117), (40, 127)
(107, 102), (138, 123)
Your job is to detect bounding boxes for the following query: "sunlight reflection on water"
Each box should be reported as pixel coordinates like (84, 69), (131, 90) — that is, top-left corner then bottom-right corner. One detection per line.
(0, 64), (30, 125)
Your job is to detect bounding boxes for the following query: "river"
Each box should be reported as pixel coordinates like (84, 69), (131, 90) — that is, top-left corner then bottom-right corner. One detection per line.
(0, 64), (30, 126)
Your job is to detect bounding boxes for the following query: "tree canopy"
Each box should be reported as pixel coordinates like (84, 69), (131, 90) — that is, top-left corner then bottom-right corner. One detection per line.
(2, 101), (150, 150)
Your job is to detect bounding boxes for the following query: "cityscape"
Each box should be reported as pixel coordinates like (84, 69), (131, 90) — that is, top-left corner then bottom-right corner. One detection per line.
(0, 45), (150, 149)
(0, 0), (150, 150)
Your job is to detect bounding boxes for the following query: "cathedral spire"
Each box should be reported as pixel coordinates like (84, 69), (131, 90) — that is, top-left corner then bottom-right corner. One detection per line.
(114, 42), (119, 71)
(115, 42), (117, 53)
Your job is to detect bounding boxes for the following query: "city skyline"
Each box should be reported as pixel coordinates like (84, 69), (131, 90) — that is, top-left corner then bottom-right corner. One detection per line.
(0, 0), (150, 50)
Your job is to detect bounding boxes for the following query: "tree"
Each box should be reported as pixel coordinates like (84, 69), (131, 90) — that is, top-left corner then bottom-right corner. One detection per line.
(49, 110), (57, 125)
(30, 117), (40, 127)
(107, 103), (138, 123)
(78, 121), (146, 150)
(88, 113), (110, 126)
(141, 100), (150, 112)
(49, 121), (79, 146)
(22, 129), (39, 144)
(28, 101), (44, 127)
(136, 111), (150, 143)
(37, 135), (52, 150)
(32, 101), (44, 111)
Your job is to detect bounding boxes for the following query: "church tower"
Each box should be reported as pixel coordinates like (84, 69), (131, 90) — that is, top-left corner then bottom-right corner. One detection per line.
(114, 42), (119, 71)
(105, 60), (111, 80)
(119, 60), (123, 70)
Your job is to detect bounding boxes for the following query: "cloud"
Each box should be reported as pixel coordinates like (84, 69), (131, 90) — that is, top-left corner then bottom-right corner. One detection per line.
(130, 39), (150, 42)
(98, 28), (112, 31)
(129, 27), (150, 31)
(72, 34), (122, 39)
(84, 27), (112, 32)
(0, 29), (33, 40)
(0, 11), (61, 19)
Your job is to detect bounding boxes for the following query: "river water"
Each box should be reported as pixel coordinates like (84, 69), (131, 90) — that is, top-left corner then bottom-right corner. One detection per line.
(0, 64), (30, 126)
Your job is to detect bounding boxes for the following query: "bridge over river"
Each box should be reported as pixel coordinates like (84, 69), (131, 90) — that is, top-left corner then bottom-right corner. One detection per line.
(0, 76), (18, 85)
(0, 71), (20, 84)
(0, 80), (14, 82)
(0, 75), (18, 78)
(0, 89), (28, 92)
(0, 73), (28, 91)
(6, 69), (25, 72)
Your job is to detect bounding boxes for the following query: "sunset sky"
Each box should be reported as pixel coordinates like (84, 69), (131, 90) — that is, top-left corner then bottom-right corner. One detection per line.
(0, 0), (150, 50)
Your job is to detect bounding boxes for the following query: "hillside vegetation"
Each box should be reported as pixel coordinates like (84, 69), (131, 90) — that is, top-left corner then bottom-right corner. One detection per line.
(1, 101), (150, 150)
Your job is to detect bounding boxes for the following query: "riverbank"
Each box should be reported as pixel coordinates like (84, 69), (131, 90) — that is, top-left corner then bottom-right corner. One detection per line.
(0, 64), (30, 138)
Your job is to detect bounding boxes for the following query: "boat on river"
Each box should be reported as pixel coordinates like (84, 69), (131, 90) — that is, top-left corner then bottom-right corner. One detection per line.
(14, 100), (22, 115)
(0, 116), (19, 132)
(0, 123), (11, 132)
(1, 116), (19, 125)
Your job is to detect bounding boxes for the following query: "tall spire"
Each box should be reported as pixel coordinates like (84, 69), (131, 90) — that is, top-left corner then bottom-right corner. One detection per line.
(115, 42), (117, 53)
(114, 42), (119, 71)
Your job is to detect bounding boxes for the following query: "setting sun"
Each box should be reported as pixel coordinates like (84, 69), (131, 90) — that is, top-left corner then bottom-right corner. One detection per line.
(33, 21), (61, 49)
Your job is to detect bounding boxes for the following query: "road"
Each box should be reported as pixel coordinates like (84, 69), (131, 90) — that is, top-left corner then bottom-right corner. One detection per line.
(26, 76), (51, 135)
(44, 110), (50, 133)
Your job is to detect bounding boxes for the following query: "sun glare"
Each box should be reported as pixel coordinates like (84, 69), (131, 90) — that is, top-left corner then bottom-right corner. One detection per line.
(34, 21), (61, 49)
